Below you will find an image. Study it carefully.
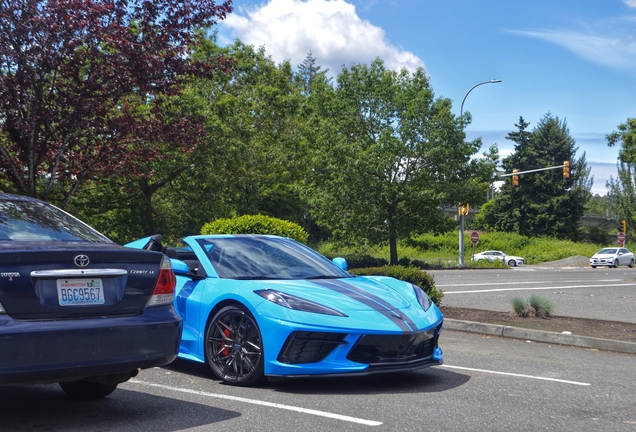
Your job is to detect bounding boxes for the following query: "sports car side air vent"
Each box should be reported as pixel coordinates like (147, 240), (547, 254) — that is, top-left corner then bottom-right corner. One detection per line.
(278, 332), (347, 364)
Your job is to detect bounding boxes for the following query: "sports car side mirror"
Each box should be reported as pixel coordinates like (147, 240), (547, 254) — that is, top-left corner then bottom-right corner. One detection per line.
(171, 259), (190, 275)
(332, 257), (348, 270)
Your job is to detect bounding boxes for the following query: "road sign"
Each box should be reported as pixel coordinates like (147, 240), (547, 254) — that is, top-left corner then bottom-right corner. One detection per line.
(471, 231), (480, 244)
(618, 232), (626, 246)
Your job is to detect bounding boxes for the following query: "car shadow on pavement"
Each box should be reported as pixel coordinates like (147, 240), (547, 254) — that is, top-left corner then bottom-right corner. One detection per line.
(165, 357), (471, 395)
(0, 384), (239, 431)
(265, 367), (470, 395)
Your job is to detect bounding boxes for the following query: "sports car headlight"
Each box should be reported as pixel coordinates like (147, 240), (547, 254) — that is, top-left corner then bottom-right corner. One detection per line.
(412, 284), (432, 312)
(254, 289), (347, 317)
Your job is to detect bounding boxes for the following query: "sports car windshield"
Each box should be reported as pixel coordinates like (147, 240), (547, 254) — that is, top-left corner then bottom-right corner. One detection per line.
(196, 236), (351, 280)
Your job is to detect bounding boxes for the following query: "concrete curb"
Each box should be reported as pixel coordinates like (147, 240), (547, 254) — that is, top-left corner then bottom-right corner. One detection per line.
(444, 319), (636, 354)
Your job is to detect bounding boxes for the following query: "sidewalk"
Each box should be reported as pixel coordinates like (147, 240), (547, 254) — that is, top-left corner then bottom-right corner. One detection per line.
(444, 318), (636, 354)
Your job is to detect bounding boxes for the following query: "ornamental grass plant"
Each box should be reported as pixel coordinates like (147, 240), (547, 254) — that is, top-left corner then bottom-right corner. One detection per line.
(510, 295), (554, 318)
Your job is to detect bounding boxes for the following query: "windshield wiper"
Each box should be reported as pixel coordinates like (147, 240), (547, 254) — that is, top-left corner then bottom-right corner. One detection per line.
(303, 275), (347, 280)
(229, 276), (283, 280)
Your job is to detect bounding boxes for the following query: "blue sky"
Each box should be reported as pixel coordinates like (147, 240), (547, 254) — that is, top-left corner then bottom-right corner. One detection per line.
(215, 0), (636, 195)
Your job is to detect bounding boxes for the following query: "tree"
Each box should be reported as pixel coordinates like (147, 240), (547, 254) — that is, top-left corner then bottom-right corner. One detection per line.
(304, 58), (498, 264)
(476, 114), (592, 240)
(182, 38), (309, 227)
(0, 0), (232, 205)
(295, 50), (330, 96)
(69, 35), (310, 242)
(606, 118), (636, 242)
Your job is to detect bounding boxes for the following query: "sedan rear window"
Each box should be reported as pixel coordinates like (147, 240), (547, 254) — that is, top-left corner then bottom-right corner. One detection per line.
(0, 199), (111, 243)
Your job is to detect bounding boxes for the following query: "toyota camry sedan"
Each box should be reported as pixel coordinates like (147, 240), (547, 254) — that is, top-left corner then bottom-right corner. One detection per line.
(0, 194), (182, 399)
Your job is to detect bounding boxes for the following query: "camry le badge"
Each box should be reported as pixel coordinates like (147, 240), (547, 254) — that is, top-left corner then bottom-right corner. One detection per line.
(74, 255), (90, 267)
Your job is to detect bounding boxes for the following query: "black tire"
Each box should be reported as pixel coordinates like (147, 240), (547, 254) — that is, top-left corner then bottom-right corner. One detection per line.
(614, 260), (619, 268)
(507, 259), (517, 267)
(205, 305), (264, 386)
(591, 266), (596, 269)
(59, 381), (118, 399)
(630, 259), (634, 268)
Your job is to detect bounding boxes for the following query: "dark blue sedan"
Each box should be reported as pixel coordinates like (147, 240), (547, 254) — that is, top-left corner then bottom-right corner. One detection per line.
(0, 194), (182, 399)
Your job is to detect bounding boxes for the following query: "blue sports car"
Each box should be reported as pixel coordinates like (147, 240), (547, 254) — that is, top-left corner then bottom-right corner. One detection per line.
(128, 234), (444, 386)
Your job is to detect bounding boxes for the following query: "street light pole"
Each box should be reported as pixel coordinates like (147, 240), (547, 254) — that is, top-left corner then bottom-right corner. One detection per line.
(460, 79), (502, 118)
(458, 79), (501, 266)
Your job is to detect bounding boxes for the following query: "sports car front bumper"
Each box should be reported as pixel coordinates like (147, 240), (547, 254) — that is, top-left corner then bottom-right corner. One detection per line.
(262, 317), (443, 378)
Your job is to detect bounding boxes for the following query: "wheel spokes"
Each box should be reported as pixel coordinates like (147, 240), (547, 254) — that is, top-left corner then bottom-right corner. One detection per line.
(208, 308), (262, 382)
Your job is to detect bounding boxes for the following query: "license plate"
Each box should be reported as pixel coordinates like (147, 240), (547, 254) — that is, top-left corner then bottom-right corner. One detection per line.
(57, 278), (105, 306)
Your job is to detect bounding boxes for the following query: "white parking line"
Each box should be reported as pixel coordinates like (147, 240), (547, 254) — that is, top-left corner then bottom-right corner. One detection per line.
(443, 283), (636, 294)
(441, 365), (590, 386)
(436, 280), (552, 287)
(436, 279), (623, 288)
(128, 380), (383, 426)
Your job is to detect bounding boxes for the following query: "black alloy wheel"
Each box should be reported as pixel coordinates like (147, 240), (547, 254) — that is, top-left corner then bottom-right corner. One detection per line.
(206, 305), (264, 386)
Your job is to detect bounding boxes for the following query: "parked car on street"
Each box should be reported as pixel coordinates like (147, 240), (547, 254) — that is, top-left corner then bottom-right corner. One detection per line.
(589, 247), (634, 268)
(0, 194), (182, 399)
(127, 234), (444, 386)
(472, 250), (525, 267)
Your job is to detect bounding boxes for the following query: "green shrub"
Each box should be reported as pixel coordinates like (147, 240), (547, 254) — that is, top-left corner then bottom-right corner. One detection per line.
(510, 295), (554, 317)
(349, 265), (443, 306)
(201, 215), (309, 244)
(466, 259), (509, 269)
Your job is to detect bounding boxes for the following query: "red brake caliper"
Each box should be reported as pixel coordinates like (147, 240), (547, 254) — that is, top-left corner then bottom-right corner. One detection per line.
(221, 328), (232, 356)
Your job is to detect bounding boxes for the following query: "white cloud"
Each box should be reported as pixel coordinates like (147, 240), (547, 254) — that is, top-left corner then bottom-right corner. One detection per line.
(509, 29), (636, 70)
(220, 0), (424, 75)
(625, 0), (636, 8)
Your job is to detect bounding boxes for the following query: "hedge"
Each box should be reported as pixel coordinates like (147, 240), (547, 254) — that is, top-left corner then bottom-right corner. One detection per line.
(201, 215), (308, 244)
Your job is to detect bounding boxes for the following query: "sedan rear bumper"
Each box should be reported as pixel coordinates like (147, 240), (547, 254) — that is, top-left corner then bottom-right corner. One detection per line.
(0, 307), (182, 385)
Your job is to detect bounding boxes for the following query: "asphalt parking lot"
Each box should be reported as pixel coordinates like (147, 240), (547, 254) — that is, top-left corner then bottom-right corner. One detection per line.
(1, 329), (635, 431)
(2, 264), (635, 431)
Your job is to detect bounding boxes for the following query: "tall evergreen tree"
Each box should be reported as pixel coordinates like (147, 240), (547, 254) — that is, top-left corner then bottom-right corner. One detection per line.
(476, 114), (592, 240)
(295, 51), (330, 96)
(606, 118), (636, 242)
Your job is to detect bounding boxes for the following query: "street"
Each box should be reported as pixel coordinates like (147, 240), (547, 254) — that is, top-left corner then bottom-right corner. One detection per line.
(429, 266), (636, 323)
(1, 326), (635, 431)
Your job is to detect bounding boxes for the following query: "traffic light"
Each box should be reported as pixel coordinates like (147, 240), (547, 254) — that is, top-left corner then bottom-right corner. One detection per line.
(563, 161), (570, 179)
(622, 219), (627, 233)
(458, 204), (470, 215)
(512, 169), (519, 187)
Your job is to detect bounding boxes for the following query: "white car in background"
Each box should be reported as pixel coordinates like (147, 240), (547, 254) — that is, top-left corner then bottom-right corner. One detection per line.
(472, 250), (525, 267)
(589, 247), (634, 268)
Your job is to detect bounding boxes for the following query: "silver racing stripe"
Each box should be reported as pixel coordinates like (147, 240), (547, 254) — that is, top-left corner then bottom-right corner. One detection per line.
(310, 279), (417, 333)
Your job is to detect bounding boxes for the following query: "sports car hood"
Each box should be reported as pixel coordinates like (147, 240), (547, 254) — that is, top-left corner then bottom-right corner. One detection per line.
(251, 276), (412, 312)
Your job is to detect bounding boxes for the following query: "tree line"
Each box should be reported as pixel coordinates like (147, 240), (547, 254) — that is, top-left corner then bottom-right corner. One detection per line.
(2, 1), (633, 261)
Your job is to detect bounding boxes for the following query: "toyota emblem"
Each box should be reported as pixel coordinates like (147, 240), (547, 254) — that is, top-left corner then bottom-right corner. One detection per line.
(74, 255), (90, 267)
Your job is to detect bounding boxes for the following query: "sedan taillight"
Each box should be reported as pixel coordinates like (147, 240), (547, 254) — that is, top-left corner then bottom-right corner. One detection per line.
(147, 256), (176, 307)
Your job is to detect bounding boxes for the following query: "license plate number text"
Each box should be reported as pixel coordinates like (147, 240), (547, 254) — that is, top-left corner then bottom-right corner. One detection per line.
(57, 278), (105, 306)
